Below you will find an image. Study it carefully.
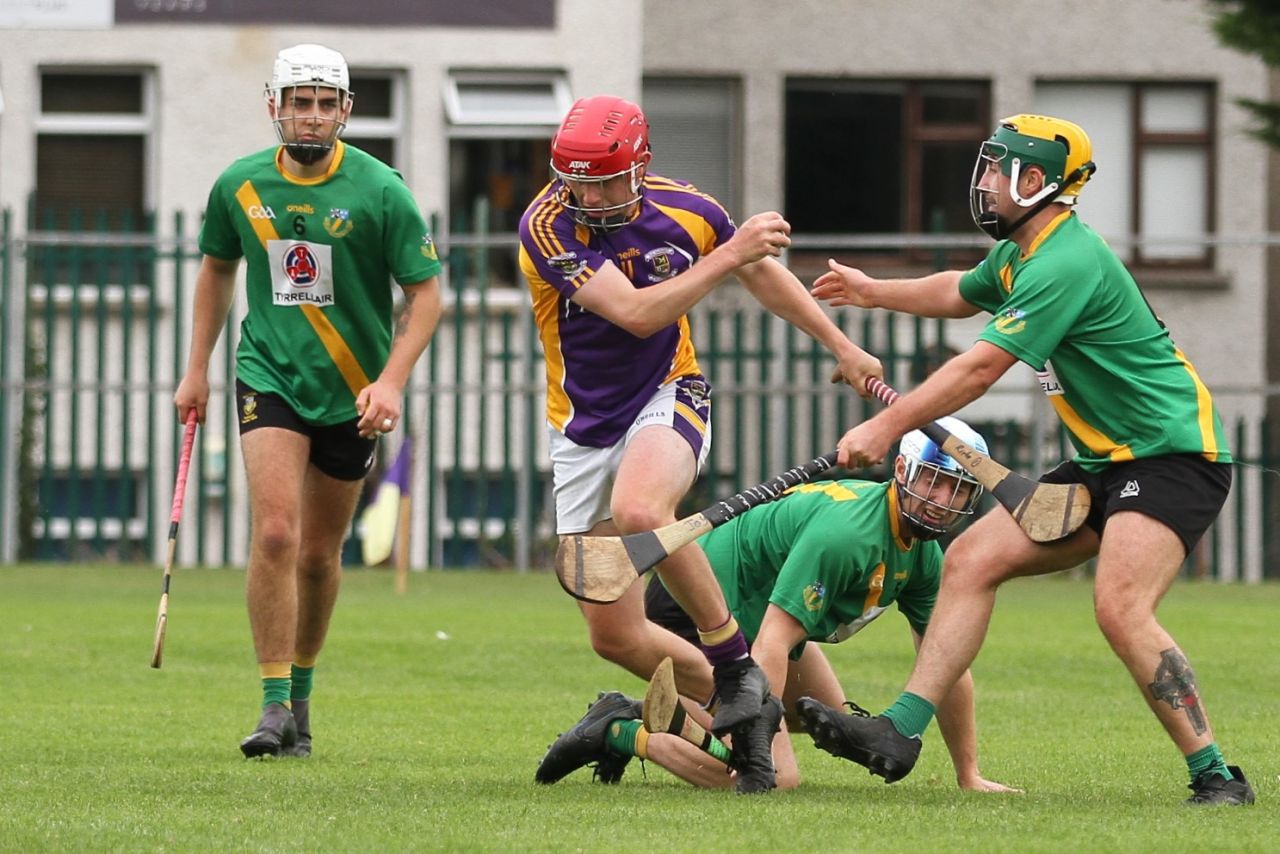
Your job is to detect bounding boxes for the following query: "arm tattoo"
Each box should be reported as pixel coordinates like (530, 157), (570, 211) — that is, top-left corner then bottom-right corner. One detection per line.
(1148, 647), (1207, 736)
(393, 290), (416, 343)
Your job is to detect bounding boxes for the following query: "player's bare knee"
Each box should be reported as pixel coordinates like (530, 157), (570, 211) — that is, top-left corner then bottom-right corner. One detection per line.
(251, 518), (299, 562)
(1093, 599), (1146, 651)
(610, 500), (672, 535)
(296, 553), (336, 583)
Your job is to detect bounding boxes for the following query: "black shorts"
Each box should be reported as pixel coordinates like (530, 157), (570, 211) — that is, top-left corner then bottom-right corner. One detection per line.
(234, 379), (376, 482)
(643, 578), (701, 647)
(1040, 454), (1231, 555)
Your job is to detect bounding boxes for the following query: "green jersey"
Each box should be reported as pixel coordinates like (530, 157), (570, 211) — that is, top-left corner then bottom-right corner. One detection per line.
(199, 142), (442, 424)
(698, 479), (941, 646)
(958, 211), (1231, 472)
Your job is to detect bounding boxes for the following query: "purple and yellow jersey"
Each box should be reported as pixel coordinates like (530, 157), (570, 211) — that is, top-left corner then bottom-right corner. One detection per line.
(518, 174), (735, 447)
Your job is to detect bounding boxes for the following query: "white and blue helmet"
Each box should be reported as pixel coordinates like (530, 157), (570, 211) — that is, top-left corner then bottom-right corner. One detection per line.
(895, 416), (987, 539)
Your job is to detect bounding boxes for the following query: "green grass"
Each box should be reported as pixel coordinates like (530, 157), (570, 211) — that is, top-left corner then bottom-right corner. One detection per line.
(0, 565), (1276, 852)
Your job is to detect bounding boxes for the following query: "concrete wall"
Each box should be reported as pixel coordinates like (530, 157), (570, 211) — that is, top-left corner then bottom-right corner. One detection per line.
(642, 0), (1272, 422)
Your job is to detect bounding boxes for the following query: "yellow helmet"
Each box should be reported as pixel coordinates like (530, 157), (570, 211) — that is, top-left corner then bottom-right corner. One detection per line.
(970, 113), (1097, 238)
(991, 114), (1094, 199)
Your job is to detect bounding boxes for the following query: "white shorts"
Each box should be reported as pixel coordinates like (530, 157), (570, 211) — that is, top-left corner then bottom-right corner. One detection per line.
(549, 375), (712, 534)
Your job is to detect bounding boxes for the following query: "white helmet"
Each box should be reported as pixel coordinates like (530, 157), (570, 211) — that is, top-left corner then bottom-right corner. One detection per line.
(895, 416), (987, 540)
(264, 44), (352, 164)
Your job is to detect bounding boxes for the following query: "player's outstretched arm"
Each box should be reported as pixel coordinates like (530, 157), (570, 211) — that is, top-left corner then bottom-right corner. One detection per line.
(736, 256), (882, 397)
(812, 260), (979, 319)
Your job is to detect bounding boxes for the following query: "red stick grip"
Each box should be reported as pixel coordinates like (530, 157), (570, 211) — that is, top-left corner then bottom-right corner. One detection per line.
(170, 410), (198, 525)
(865, 377), (900, 407)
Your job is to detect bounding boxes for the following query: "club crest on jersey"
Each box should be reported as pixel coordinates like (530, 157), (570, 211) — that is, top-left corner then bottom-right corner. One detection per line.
(548, 251), (587, 279)
(323, 208), (354, 238)
(643, 247), (676, 281)
(803, 581), (826, 612)
(995, 308), (1027, 335)
(283, 244), (321, 287)
(421, 233), (439, 261)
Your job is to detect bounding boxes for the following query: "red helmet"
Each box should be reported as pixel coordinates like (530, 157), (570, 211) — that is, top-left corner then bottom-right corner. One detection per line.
(550, 95), (651, 230)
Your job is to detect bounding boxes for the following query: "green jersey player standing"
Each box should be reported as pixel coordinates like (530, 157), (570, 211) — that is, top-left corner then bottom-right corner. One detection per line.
(806, 114), (1252, 806)
(175, 43), (443, 759)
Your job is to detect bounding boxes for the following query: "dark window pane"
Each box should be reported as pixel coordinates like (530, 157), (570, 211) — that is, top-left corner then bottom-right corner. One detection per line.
(350, 75), (392, 118)
(921, 83), (985, 125)
(349, 136), (396, 168)
(42, 73), (143, 114)
(922, 142), (979, 232)
(35, 135), (146, 230)
(32, 135), (151, 284)
(786, 86), (902, 233)
(449, 137), (551, 287)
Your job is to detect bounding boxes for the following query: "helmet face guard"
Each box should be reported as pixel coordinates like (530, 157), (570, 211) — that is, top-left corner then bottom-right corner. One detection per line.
(265, 44), (352, 165)
(969, 115), (1096, 240)
(550, 95), (651, 233)
(552, 165), (646, 233)
(894, 419), (987, 539)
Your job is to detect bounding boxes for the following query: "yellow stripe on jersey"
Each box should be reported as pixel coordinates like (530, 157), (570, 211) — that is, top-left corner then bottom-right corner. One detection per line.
(1173, 346), (1225, 461)
(649, 200), (719, 255)
(999, 263), (1014, 295)
(519, 245), (573, 431)
(233, 179), (371, 397)
(886, 482), (910, 552)
(663, 315), (702, 384)
(527, 192), (599, 290)
(863, 564), (887, 612)
(1022, 210), (1072, 259)
(1048, 395), (1134, 462)
(787, 482), (860, 502)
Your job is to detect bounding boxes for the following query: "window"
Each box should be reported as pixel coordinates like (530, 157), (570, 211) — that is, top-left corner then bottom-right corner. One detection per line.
(33, 69), (155, 286)
(785, 79), (989, 258)
(444, 71), (572, 289)
(1035, 82), (1214, 266)
(34, 70), (153, 232)
(642, 78), (741, 217)
(345, 71), (405, 170)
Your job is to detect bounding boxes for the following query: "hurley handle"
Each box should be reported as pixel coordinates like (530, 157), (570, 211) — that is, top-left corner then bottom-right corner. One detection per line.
(700, 452), (838, 526)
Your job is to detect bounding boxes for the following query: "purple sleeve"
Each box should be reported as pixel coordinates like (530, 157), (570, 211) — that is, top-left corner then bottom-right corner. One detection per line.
(518, 193), (611, 298)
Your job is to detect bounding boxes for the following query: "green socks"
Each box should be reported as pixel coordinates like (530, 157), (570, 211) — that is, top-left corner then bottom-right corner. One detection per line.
(882, 692), (936, 739)
(1186, 743), (1233, 782)
(291, 664), (315, 702)
(605, 719), (647, 759)
(262, 676), (290, 708)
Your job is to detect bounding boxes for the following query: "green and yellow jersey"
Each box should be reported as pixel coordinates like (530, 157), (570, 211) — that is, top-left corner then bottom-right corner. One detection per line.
(698, 479), (941, 647)
(199, 142), (442, 424)
(959, 211), (1231, 472)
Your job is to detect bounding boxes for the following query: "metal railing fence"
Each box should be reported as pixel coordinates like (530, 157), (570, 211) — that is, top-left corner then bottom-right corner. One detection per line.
(0, 208), (1275, 580)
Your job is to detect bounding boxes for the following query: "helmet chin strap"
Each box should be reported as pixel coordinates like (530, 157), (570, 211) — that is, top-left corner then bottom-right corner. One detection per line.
(980, 162), (1096, 240)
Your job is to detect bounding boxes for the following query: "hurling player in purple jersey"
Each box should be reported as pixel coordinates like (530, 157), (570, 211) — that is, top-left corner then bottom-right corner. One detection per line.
(518, 95), (881, 793)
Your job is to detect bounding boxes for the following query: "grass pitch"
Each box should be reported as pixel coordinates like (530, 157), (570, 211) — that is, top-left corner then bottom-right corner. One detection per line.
(0, 564), (1276, 852)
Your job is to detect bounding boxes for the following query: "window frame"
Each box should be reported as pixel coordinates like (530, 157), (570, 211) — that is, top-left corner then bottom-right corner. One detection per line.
(345, 68), (408, 172)
(783, 77), (991, 271)
(442, 69), (572, 138)
(1130, 81), (1216, 269)
(35, 66), (157, 217)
